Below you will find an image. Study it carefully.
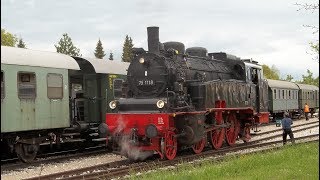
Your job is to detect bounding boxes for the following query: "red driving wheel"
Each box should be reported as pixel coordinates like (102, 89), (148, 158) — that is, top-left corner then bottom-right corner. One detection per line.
(164, 131), (177, 160)
(192, 136), (206, 154)
(225, 113), (240, 146)
(208, 111), (225, 149)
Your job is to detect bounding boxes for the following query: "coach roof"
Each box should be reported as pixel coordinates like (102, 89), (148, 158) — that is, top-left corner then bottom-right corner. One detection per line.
(80, 57), (129, 75)
(295, 83), (319, 91)
(266, 79), (299, 90)
(1, 46), (80, 70)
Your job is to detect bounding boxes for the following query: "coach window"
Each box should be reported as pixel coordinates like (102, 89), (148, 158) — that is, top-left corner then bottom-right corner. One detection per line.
(312, 91), (314, 100)
(113, 79), (124, 99)
(18, 72), (36, 99)
(288, 90), (291, 99)
(47, 73), (63, 99)
(273, 89), (277, 99)
(1, 71), (4, 99)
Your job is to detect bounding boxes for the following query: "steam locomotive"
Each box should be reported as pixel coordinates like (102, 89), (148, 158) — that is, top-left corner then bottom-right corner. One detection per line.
(105, 27), (270, 160)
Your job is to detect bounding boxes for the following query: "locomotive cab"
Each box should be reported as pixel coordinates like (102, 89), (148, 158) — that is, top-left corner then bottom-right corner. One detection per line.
(243, 60), (269, 119)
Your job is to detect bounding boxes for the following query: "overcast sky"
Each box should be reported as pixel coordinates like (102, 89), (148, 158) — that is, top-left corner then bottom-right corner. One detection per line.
(1, 0), (319, 80)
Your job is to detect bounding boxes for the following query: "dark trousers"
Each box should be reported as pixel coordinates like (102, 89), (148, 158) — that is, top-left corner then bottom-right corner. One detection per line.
(305, 112), (309, 120)
(283, 129), (295, 145)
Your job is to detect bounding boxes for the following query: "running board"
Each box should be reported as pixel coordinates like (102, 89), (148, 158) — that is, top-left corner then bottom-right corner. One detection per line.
(63, 139), (86, 143)
(89, 133), (99, 136)
(92, 138), (107, 142)
(90, 127), (98, 131)
(62, 133), (81, 136)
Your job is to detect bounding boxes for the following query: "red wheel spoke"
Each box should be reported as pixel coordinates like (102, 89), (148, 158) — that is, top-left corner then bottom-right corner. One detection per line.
(164, 131), (177, 160)
(192, 137), (206, 154)
(209, 128), (225, 149)
(225, 113), (240, 146)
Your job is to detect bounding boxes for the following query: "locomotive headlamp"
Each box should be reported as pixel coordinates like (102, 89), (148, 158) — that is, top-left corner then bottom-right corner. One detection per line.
(109, 100), (117, 110)
(139, 58), (145, 64)
(156, 100), (165, 109)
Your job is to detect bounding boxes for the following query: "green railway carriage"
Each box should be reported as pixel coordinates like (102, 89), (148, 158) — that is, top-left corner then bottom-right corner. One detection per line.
(69, 57), (129, 132)
(267, 78), (319, 119)
(1, 46), (80, 133)
(267, 79), (299, 115)
(1, 46), (129, 162)
(296, 83), (319, 115)
(1, 46), (80, 162)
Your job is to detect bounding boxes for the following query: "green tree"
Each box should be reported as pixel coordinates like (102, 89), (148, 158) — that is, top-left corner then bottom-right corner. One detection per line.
(55, 33), (81, 56)
(1, 28), (17, 47)
(17, 38), (27, 48)
(284, 74), (294, 82)
(310, 41), (319, 62)
(262, 64), (280, 80)
(94, 39), (106, 59)
(109, 51), (114, 60)
(300, 69), (319, 86)
(295, 3), (319, 62)
(121, 35), (134, 62)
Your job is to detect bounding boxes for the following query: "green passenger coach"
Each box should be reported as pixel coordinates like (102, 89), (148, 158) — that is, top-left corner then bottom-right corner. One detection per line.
(1, 46), (80, 162)
(1, 46), (81, 133)
(1, 46), (129, 162)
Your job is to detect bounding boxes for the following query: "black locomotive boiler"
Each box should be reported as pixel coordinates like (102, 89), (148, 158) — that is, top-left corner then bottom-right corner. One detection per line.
(105, 26), (269, 160)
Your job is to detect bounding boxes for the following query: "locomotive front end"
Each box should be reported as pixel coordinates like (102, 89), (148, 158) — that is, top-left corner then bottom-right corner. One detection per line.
(105, 27), (179, 160)
(106, 112), (177, 160)
(127, 52), (169, 98)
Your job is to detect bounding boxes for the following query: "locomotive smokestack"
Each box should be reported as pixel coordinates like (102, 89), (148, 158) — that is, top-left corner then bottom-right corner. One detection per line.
(147, 26), (160, 54)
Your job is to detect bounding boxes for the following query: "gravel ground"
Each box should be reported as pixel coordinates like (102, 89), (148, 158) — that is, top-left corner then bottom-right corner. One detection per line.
(1, 117), (318, 180)
(256, 117), (319, 133)
(1, 153), (126, 180)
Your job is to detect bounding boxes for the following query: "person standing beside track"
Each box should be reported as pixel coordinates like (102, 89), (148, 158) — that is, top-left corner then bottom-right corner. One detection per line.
(281, 112), (295, 145)
(304, 103), (310, 121)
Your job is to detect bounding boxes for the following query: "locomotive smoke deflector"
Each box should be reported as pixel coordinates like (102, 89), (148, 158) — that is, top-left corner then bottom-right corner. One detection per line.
(147, 26), (160, 54)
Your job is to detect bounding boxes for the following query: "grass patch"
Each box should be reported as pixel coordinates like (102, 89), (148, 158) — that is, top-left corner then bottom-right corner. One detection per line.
(129, 142), (319, 180)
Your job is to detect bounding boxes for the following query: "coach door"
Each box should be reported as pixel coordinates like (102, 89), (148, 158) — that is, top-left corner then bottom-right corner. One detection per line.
(84, 74), (99, 123)
(47, 73), (65, 127)
(18, 72), (36, 129)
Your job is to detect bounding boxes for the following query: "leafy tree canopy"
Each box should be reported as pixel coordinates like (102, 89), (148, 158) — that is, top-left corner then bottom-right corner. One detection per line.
(295, 3), (319, 62)
(262, 64), (280, 80)
(299, 69), (319, 87)
(55, 33), (81, 57)
(121, 35), (134, 62)
(94, 39), (106, 59)
(284, 74), (294, 82)
(1, 28), (17, 47)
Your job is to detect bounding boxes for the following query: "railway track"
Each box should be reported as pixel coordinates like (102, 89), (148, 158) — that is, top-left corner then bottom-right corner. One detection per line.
(23, 123), (319, 180)
(251, 120), (319, 137)
(1, 146), (109, 172)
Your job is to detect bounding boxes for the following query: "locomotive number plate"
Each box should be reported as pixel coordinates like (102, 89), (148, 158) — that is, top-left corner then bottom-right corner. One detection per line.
(137, 79), (155, 86)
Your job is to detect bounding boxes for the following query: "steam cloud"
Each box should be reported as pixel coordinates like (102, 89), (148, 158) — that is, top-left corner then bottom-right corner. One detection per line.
(113, 116), (155, 161)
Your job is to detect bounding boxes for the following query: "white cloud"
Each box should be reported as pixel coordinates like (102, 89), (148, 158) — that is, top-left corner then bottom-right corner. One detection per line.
(1, 0), (318, 78)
